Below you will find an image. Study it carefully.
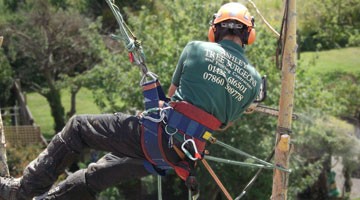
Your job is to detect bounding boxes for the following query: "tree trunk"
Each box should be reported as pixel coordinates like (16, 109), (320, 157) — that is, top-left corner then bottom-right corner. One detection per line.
(66, 85), (80, 120)
(45, 88), (65, 133)
(271, 0), (297, 199)
(0, 36), (10, 176)
(0, 112), (10, 176)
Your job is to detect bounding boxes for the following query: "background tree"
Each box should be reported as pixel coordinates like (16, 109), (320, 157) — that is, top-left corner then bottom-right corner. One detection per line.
(298, 0), (360, 51)
(0, 47), (13, 107)
(1, 0), (101, 132)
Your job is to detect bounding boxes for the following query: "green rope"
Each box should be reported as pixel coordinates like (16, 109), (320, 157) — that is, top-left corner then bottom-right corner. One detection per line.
(234, 149), (275, 200)
(157, 175), (162, 200)
(105, 0), (149, 77)
(105, 0), (136, 51)
(210, 137), (291, 173)
(205, 155), (274, 169)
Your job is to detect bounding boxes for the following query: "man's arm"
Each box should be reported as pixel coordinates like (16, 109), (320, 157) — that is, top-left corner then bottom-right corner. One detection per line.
(158, 83), (177, 108)
(167, 83), (177, 97)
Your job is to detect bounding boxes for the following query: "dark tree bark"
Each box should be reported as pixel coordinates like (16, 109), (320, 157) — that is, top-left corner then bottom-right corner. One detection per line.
(45, 87), (65, 133)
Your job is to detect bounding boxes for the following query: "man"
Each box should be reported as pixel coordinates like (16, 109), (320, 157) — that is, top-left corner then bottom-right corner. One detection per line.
(0, 2), (261, 199)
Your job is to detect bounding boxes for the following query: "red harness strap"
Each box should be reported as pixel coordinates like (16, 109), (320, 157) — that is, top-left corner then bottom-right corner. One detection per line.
(170, 101), (222, 130)
(167, 101), (223, 180)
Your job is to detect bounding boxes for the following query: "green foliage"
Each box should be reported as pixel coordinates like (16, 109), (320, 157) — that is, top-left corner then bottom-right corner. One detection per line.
(6, 144), (44, 177)
(291, 113), (359, 199)
(81, 0), (220, 113)
(98, 186), (124, 200)
(290, 57), (360, 198)
(298, 0), (360, 51)
(78, 18), (135, 112)
(2, 0), (23, 12)
(1, 0), (103, 131)
(323, 71), (360, 118)
(130, 0), (218, 84)
(49, 0), (68, 9)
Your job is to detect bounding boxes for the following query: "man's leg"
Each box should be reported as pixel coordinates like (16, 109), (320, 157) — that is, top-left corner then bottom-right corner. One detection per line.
(0, 134), (79, 200)
(0, 113), (145, 200)
(41, 153), (150, 200)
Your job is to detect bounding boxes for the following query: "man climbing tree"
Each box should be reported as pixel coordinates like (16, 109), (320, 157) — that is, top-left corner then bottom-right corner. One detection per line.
(0, 2), (262, 200)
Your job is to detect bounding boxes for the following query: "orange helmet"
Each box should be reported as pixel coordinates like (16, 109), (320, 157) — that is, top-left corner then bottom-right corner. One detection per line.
(208, 2), (256, 45)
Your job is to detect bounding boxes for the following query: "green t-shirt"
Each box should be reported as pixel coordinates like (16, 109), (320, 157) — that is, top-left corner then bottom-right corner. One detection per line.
(171, 40), (261, 126)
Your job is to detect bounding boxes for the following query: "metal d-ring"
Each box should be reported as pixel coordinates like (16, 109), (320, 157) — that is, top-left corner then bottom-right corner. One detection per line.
(164, 125), (177, 136)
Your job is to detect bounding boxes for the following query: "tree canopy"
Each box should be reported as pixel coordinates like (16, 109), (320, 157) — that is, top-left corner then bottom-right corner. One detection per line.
(1, 0), (102, 131)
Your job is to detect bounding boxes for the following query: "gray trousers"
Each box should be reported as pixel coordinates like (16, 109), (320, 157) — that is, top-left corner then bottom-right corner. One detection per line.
(17, 113), (151, 199)
(42, 154), (149, 200)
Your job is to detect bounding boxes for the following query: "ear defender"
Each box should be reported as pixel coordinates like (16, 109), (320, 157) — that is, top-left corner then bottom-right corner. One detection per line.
(246, 17), (256, 45)
(208, 26), (216, 42)
(208, 14), (217, 42)
(247, 28), (256, 45)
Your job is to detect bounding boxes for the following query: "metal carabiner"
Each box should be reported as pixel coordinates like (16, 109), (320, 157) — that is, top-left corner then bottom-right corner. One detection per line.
(181, 139), (202, 161)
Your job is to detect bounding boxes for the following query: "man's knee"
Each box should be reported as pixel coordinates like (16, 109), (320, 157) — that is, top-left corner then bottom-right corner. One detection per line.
(85, 156), (150, 192)
(59, 115), (86, 153)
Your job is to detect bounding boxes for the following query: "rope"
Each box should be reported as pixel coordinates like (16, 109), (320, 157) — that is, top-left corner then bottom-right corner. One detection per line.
(234, 149), (275, 200)
(105, 0), (149, 77)
(205, 155), (274, 169)
(276, 0), (289, 70)
(246, 0), (280, 37)
(201, 159), (233, 200)
(210, 137), (291, 173)
(157, 175), (162, 200)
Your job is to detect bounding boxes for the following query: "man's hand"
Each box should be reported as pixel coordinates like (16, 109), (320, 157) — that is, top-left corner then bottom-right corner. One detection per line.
(244, 103), (258, 114)
(217, 121), (234, 131)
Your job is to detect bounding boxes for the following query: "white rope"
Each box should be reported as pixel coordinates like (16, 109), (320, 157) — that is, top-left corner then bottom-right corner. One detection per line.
(246, 0), (280, 37)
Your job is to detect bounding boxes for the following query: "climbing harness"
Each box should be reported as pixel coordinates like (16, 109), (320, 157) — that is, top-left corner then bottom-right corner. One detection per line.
(105, 1), (292, 199)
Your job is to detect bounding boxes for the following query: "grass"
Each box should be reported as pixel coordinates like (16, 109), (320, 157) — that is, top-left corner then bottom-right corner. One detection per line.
(300, 47), (360, 74)
(26, 88), (100, 138)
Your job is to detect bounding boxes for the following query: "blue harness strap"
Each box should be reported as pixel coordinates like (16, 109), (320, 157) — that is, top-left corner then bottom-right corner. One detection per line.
(166, 109), (212, 141)
(140, 79), (172, 173)
(140, 79), (221, 176)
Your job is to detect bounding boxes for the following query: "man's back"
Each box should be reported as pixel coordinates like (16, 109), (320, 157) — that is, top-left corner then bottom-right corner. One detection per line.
(171, 40), (261, 126)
